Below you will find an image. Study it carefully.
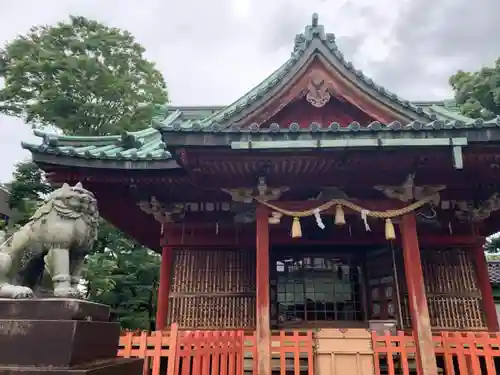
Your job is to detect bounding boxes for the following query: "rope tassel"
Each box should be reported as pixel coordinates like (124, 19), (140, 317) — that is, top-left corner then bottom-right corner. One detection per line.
(335, 204), (345, 225)
(252, 193), (440, 242)
(291, 217), (302, 238)
(385, 218), (396, 240)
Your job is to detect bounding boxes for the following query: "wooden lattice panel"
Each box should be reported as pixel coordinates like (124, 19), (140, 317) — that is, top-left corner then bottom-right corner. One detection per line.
(399, 247), (486, 330)
(170, 249), (255, 294)
(401, 295), (485, 330)
(168, 295), (256, 329)
(168, 248), (256, 329)
(422, 248), (478, 295)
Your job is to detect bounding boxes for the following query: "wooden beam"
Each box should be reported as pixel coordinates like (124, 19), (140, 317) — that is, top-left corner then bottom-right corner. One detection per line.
(400, 214), (438, 375)
(255, 205), (271, 375)
(472, 245), (499, 331)
(163, 223), (478, 248)
(155, 246), (173, 330)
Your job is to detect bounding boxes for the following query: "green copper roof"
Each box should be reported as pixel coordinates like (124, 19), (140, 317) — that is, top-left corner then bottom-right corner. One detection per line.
(22, 127), (172, 163)
(151, 15), (483, 132)
(23, 13), (500, 166)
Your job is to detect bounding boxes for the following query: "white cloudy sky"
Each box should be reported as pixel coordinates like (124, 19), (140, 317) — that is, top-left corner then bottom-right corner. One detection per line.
(0, 0), (498, 183)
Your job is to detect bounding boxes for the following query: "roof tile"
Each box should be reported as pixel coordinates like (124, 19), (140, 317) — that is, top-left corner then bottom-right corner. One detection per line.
(21, 127), (171, 161)
(156, 117), (500, 134)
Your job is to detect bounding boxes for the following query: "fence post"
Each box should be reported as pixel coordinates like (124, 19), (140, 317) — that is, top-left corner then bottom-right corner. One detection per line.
(166, 323), (179, 375)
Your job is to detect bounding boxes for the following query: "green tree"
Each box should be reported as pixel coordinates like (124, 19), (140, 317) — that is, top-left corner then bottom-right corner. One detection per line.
(0, 15), (167, 135)
(6, 162), (160, 329)
(450, 58), (500, 119)
(2, 15), (166, 329)
(7, 161), (53, 225)
(83, 238), (160, 330)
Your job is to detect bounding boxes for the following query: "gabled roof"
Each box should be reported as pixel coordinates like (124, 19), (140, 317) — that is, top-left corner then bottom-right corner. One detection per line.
(22, 127), (178, 169)
(153, 14), (488, 133)
(22, 13), (500, 166)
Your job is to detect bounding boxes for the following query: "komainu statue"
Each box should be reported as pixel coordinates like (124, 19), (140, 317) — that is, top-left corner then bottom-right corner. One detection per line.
(0, 182), (99, 298)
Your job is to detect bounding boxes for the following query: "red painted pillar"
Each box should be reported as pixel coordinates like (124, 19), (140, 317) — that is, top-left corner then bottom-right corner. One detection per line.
(255, 205), (271, 375)
(155, 246), (173, 331)
(400, 213), (438, 375)
(472, 245), (499, 331)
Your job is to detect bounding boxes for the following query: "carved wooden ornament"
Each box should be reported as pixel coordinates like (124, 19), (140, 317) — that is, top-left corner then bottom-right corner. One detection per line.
(306, 77), (331, 108)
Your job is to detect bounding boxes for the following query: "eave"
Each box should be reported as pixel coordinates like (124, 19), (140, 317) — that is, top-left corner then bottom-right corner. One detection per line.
(21, 127), (181, 170)
(161, 119), (500, 148)
(27, 152), (180, 170)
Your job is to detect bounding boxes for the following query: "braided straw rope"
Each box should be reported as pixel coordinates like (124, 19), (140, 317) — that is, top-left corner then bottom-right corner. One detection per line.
(254, 193), (439, 219)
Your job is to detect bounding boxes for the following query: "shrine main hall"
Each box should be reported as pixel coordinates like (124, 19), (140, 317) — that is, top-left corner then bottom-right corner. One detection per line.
(22, 14), (500, 375)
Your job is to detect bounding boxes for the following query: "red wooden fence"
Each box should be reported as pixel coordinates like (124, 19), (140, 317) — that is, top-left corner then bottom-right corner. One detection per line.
(372, 330), (500, 375)
(118, 324), (315, 375)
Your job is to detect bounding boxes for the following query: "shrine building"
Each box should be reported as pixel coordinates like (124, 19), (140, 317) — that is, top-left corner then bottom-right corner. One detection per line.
(21, 14), (500, 375)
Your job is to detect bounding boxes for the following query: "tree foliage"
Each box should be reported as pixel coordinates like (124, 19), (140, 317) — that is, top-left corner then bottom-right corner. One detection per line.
(1, 16), (165, 329)
(0, 15), (168, 135)
(84, 239), (160, 330)
(450, 58), (500, 119)
(7, 161), (52, 225)
(6, 161), (160, 329)
(485, 236), (500, 253)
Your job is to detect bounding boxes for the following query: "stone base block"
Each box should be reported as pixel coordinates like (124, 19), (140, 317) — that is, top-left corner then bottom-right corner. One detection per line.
(0, 320), (120, 367)
(0, 299), (142, 375)
(0, 298), (110, 321)
(0, 358), (144, 374)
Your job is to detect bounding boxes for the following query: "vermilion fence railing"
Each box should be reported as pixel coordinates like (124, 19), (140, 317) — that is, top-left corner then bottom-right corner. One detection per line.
(372, 330), (500, 375)
(118, 324), (315, 375)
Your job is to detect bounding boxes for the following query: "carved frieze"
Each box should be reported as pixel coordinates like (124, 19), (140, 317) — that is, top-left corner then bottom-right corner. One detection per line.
(221, 177), (289, 203)
(306, 77), (331, 108)
(374, 173), (445, 205)
(138, 197), (237, 223)
(454, 193), (500, 222)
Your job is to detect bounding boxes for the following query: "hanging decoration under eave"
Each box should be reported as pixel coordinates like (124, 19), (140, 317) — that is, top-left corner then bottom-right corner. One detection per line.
(254, 194), (441, 240)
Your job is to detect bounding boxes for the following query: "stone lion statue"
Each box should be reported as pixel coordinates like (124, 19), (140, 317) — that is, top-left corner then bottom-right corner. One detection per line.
(0, 182), (99, 299)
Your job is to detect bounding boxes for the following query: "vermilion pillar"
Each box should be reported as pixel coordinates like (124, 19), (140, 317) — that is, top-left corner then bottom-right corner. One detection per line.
(400, 214), (438, 375)
(156, 246), (173, 331)
(255, 205), (271, 375)
(473, 245), (499, 331)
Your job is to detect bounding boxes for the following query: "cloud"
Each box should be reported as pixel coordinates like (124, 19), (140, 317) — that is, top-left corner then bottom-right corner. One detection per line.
(0, 0), (498, 182)
(367, 0), (500, 99)
(0, 115), (37, 182)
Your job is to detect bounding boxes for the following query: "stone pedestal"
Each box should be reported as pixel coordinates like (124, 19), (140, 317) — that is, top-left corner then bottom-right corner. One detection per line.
(0, 299), (143, 374)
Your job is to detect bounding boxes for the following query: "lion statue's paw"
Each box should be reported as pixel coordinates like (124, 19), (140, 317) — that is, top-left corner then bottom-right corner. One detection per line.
(54, 286), (81, 298)
(0, 284), (35, 299)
